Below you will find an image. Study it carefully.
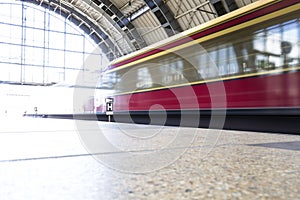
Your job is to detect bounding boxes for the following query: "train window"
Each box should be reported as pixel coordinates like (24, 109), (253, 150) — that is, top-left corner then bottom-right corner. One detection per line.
(282, 20), (299, 66)
(105, 12), (300, 95)
(198, 52), (209, 79)
(253, 32), (265, 53)
(228, 46), (239, 75)
(207, 49), (218, 78)
(251, 18), (300, 70)
(136, 67), (152, 89)
(217, 46), (228, 76)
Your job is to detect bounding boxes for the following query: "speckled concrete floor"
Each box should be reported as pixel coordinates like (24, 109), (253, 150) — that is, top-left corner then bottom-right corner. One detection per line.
(0, 117), (299, 199)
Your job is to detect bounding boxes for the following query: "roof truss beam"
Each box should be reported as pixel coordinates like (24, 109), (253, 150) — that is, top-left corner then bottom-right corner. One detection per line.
(144, 0), (182, 36)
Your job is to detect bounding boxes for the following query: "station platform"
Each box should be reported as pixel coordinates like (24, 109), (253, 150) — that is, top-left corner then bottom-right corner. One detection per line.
(0, 117), (299, 199)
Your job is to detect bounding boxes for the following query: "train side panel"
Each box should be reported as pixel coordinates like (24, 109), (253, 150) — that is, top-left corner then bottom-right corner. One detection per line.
(112, 71), (300, 112)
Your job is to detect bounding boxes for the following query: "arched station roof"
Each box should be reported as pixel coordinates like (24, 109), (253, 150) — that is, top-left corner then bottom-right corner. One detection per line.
(22, 0), (258, 61)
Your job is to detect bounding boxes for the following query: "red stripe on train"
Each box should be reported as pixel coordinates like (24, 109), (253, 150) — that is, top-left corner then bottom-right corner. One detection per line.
(112, 71), (300, 111)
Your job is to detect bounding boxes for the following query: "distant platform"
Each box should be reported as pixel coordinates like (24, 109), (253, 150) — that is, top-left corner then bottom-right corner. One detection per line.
(28, 112), (300, 134)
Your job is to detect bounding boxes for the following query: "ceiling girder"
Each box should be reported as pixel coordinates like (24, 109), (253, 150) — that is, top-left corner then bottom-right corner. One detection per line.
(144, 0), (182, 36)
(90, 0), (147, 50)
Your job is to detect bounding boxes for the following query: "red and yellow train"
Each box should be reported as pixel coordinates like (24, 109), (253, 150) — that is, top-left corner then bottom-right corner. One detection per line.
(83, 0), (300, 131)
(97, 0), (300, 112)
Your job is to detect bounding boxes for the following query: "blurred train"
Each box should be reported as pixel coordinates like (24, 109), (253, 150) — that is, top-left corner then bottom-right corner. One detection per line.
(84, 0), (300, 131)
(93, 0), (299, 111)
